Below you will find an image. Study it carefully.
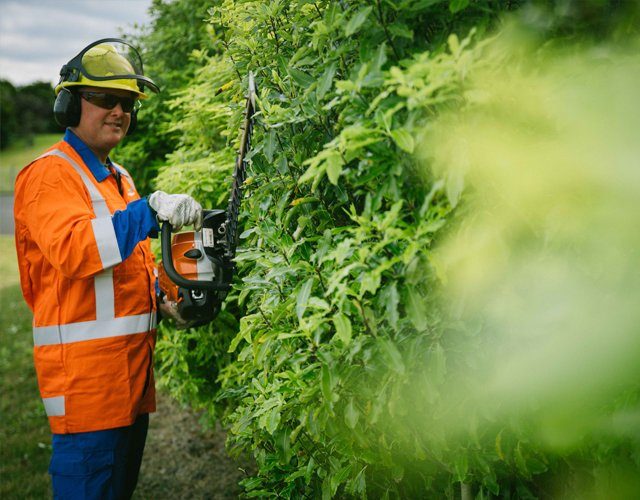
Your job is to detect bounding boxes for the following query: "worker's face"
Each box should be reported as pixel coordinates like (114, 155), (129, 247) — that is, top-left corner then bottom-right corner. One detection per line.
(72, 86), (136, 158)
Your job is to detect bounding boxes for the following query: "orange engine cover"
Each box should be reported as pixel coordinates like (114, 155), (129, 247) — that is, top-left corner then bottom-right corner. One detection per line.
(158, 231), (216, 302)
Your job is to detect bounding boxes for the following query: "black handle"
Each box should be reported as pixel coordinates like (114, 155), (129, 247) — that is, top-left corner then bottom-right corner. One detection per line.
(160, 222), (231, 291)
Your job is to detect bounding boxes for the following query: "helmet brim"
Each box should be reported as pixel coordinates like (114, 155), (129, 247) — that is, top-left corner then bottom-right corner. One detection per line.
(55, 80), (150, 99)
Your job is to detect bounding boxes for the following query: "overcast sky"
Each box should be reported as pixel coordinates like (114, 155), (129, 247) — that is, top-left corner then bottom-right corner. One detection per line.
(0, 0), (153, 87)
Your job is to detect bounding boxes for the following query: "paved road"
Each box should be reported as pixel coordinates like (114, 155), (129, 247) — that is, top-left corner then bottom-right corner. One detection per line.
(1, 194), (14, 235)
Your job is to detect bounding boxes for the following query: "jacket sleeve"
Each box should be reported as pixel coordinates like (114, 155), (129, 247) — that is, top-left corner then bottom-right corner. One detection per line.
(19, 158), (122, 280)
(111, 198), (160, 261)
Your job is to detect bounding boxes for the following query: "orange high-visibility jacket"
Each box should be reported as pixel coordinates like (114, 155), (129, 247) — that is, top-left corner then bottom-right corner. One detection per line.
(14, 139), (157, 434)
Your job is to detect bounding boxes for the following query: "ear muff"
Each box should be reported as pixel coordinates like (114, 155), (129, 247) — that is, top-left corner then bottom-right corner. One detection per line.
(53, 88), (81, 127)
(126, 108), (137, 136)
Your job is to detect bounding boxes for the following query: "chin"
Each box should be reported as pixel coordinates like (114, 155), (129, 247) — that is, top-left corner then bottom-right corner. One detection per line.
(104, 130), (126, 146)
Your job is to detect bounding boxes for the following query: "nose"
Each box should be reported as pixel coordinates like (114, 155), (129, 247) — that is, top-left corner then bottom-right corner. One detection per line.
(111, 102), (125, 114)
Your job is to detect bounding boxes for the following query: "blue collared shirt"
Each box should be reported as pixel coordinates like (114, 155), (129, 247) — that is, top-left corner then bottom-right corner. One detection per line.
(63, 129), (159, 261)
(64, 128), (113, 181)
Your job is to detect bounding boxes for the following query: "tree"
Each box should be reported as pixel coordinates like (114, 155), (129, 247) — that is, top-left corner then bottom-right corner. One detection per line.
(0, 80), (59, 150)
(1, 80), (18, 149)
(115, 0), (217, 193)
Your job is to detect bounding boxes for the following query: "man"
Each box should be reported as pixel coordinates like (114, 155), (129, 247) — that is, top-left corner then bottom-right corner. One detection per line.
(13, 38), (198, 499)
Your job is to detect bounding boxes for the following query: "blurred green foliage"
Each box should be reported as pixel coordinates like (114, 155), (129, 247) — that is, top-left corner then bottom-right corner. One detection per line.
(0, 80), (60, 150)
(421, 28), (640, 497)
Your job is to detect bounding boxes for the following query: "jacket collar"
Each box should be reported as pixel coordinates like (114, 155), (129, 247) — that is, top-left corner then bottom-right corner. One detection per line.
(63, 128), (114, 182)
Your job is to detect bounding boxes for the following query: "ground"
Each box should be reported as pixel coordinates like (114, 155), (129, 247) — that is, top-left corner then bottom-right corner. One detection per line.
(136, 391), (255, 499)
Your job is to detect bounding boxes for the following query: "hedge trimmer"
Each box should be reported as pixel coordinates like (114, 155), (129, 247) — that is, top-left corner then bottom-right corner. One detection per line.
(158, 73), (257, 327)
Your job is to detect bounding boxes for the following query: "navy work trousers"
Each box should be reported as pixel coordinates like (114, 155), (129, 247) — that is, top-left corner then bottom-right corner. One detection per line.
(49, 414), (149, 500)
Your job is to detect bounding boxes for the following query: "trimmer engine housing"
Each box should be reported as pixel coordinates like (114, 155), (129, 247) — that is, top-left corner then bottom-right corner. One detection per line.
(158, 210), (233, 327)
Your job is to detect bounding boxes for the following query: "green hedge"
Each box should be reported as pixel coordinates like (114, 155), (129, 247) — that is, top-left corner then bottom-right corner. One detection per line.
(125, 0), (640, 497)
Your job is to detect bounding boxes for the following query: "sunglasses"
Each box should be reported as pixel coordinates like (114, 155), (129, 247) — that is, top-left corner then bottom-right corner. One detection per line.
(79, 91), (137, 113)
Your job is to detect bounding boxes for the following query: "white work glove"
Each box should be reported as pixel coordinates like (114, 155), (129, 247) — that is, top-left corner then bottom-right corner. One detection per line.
(158, 296), (192, 330)
(148, 190), (203, 231)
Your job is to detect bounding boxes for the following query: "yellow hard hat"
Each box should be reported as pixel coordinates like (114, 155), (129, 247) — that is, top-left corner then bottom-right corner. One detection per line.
(55, 38), (159, 99)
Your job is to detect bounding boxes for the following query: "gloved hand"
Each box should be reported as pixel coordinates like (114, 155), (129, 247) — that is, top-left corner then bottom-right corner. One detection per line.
(158, 296), (192, 330)
(148, 191), (203, 231)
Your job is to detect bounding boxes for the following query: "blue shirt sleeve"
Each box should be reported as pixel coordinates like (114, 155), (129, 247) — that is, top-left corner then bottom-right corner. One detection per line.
(111, 198), (160, 260)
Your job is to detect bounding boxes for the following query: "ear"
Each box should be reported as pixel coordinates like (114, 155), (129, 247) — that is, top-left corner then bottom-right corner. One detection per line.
(53, 88), (81, 127)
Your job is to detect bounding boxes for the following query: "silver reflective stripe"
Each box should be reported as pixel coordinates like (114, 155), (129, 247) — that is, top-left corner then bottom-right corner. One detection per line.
(94, 269), (115, 321)
(32, 153), (155, 345)
(40, 150), (111, 217)
(43, 396), (65, 417)
(33, 313), (154, 346)
(40, 150), (121, 267)
(38, 150), (120, 325)
(91, 217), (121, 269)
(150, 312), (157, 331)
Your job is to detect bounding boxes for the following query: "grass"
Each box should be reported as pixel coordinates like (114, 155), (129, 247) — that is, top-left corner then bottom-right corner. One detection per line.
(0, 235), (52, 498)
(0, 134), (61, 191)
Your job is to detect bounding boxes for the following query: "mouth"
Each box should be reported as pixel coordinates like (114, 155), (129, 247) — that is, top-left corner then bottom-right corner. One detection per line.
(104, 122), (124, 130)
